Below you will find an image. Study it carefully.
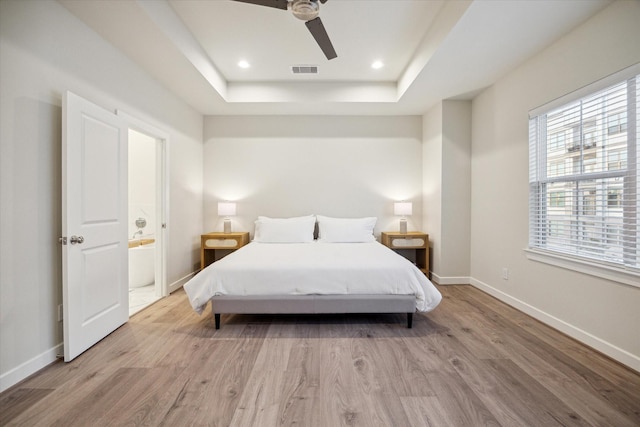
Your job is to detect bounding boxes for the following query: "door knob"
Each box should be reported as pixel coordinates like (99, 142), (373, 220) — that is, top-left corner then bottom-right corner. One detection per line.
(69, 235), (84, 245)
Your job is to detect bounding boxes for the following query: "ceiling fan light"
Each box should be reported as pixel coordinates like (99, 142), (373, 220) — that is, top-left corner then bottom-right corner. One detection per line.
(290, 0), (319, 21)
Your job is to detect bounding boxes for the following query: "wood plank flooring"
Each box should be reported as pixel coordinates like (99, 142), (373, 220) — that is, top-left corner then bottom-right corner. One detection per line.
(1, 285), (639, 426)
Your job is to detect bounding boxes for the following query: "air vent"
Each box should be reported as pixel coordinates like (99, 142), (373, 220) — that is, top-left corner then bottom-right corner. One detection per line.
(291, 65), (318, 74)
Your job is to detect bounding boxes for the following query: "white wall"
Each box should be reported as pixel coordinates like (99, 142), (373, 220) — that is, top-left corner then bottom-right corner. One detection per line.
(0, 0), (203, 391)
(469, 0), (640, 370)
(203, 116), (423, 236)
(422, 100), (472, 282)
(423, 104), (444, 276)
(442, 101), (472, 280)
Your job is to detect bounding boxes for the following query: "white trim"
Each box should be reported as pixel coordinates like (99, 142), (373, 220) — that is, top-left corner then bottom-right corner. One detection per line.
(116, 111), (169, 140)
(430, 272), (471, 285)
(469, 277), (640, 373)
(155, 135), (169, 298)
(529, 62), (640, 117)
(525, 248), (640, 289)
(0, 344), (62, 393)
(169, 272), (196, 294)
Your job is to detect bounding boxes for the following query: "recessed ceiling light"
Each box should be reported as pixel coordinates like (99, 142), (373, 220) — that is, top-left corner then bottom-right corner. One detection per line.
(238, 60), (250, 69)
(371, 61), (384, 69)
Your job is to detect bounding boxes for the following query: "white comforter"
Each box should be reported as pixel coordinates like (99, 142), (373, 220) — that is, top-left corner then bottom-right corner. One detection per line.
(184, 241), (442, 315)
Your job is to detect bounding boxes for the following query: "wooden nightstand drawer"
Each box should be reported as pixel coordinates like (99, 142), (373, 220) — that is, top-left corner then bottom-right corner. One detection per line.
(381, 231), (429, 277)
(203, 238), (240, 248)
(387, 237), (427, 248)
(200, 232), (249, 270)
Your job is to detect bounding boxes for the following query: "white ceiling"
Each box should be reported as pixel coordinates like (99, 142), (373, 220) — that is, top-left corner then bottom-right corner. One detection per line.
(59, 0), (611, 116)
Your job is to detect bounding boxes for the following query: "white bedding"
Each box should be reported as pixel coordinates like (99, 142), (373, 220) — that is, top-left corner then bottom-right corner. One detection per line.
(184, 241), (442, 315)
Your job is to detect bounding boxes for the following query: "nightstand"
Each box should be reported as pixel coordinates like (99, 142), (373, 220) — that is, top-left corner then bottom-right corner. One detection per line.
(380, 231), (429, 277)
(200, 231), (250, 270)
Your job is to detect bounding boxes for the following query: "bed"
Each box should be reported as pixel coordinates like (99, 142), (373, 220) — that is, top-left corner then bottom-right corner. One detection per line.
(183, 215), (442, 329)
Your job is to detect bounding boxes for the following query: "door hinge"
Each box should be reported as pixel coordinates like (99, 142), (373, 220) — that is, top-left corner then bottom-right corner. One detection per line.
(59, 236), (67, 245)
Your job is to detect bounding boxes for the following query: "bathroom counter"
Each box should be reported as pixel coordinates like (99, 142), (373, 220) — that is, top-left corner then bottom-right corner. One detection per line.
(128, 238), (155, 249)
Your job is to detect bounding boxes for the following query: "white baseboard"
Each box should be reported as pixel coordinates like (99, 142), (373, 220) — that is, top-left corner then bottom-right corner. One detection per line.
(469, 277), (640, 373)
(0, 343), (62, 393)
(168, 272), (195, 293)
(430, 272), (471, 285)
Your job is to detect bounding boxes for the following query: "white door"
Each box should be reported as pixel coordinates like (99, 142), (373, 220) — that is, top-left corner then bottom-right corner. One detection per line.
(62, 91), (129, 361)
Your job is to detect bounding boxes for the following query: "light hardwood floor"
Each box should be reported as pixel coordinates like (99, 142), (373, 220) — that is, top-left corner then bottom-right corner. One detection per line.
(1, 285), (639, 426)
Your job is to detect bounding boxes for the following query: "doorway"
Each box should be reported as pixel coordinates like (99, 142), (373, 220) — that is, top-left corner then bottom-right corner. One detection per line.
(119, 111), (169, 316)
(128, 129), (160, 315)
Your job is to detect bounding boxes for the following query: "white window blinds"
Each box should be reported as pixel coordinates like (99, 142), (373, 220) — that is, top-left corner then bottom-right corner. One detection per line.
(529, 67), (640, 272)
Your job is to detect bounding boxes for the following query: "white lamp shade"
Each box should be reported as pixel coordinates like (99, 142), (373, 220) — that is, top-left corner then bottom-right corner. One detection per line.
(394, 202), (412, 216)
(218, 202), (236, 217)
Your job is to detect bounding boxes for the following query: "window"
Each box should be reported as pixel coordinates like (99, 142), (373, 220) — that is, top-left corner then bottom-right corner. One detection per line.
(529, 68), (639, 275)
(607, 187), (622, 207)
(548, 160), (566, 177)
(549, 190), (566, 207)
(607, 149), (627, 171)
(607, 111), (627, 135)
(548, 131), (566, 152)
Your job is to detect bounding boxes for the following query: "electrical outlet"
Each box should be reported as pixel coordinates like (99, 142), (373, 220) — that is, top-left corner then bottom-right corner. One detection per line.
(57, 304), (63, 322)
(502, 268), (509, 280)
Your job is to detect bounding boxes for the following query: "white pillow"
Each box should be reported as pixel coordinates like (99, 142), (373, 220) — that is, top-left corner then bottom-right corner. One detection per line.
(254, 215), (316, 243)
(316, 215), (377, 243)
(257, 215), (314, 222)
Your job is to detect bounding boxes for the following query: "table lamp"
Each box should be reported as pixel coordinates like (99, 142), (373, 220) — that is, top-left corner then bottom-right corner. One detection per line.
(218, 202), (236, 234)
(394, 202), (412, 234)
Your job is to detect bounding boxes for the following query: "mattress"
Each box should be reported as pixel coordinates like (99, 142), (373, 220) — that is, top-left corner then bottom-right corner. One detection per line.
(183, 241), (442, 315)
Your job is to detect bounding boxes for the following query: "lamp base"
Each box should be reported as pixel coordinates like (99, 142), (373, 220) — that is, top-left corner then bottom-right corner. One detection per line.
(399, 218), (407, 234)
(223, 218), (231, 234)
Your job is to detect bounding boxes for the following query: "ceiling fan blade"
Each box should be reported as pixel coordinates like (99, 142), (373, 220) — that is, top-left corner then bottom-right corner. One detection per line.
(232, 0), (288, 10)
(305, 17), (337, 60)
(319, 0), (328, 3)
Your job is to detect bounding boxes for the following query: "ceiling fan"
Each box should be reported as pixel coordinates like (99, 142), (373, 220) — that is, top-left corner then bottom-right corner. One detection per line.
(233, 0), (337, 60)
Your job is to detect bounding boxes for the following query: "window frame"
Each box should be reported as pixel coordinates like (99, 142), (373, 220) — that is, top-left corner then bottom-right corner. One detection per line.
(527, 64), (640, 287)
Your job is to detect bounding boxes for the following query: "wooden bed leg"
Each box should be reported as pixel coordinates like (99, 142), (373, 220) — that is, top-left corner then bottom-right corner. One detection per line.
(407, 313), (413, 329)
(214, 313), (220, 330)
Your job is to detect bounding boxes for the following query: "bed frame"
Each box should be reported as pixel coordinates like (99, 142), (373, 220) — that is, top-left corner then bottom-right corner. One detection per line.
(210, 294), (416, 329)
